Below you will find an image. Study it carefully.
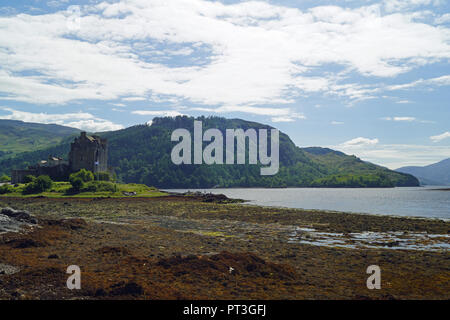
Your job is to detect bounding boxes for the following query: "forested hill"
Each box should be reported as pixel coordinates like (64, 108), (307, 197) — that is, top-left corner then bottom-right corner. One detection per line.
(0, 116), (419, 188)
(0, 119), (80, 158)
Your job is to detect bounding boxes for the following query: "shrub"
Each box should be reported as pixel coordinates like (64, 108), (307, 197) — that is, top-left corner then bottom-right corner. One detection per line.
(22, 184), (34, 194)
(95, 172), (111, 181)
(0, 184), (14, 194)
(69, 177), (84, 192)
(22, 175), (53, 194)
(83, 181), (97, 192)
(35, 175), (53, 190)
(83, 181), (116, 192)
(0, 175), (11, 183)
(70, 169), (94, 183)
(68, 169), (95, 193)
(23, 175), (36, 183)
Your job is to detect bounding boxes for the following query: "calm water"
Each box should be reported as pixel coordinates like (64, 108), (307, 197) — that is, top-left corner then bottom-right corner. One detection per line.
(165, 187), (450, 220)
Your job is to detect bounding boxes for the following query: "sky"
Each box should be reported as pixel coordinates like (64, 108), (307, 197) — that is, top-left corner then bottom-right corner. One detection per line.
(0, 0), (449, 169)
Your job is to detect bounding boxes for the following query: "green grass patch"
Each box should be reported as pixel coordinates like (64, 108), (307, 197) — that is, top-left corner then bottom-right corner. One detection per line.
(0, 181), (167, 198)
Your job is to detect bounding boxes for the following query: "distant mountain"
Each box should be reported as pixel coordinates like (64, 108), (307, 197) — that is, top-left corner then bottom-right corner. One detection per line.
(0, 119), (80, 158)
(396, 159), (450, 186)
(0, 116), (419, 188)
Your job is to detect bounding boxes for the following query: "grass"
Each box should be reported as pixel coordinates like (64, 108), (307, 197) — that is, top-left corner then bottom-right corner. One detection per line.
(192, 231), (235, 238)
(0, 181), (168, 198)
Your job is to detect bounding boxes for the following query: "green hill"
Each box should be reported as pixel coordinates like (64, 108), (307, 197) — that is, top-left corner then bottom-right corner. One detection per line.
(0, 119), (80, 158)
(0, 116), (419, 188)
(303, 147), (417, 187)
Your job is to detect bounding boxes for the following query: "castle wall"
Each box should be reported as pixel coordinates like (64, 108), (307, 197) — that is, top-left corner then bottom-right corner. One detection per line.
(11, 164), (70, 184)
(11, 169), (37, 184)
(37, 164), (70, 181)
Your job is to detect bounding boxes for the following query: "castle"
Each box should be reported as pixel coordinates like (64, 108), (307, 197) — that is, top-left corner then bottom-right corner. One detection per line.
(11, 132), (108, 184)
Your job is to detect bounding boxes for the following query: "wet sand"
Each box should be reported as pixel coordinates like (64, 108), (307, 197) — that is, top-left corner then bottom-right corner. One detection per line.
(0, 196), (449, 299)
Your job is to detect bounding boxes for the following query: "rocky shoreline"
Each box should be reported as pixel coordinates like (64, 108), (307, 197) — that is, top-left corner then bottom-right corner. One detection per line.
(0, 207), (38, 234)
(166, 191), (246, 203)
(0, 196), (448, 300)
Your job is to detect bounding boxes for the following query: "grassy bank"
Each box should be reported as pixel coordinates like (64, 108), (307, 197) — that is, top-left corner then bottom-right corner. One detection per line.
(0, 181), (168, 198)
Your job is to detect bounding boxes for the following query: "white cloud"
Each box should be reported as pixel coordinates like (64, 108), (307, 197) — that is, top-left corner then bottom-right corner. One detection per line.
(64, 119), (123, 132)
(386, 75), (450, 91)
(193, 105), (293, 116)
(383, 0), (443, 12)
(430, 131), (450, 142)
(331, 121), (344, 125)
(47, 0), (69, 8)
(381, 116), (435, 124)
(0, 0), (448, 110)
(435, 13), (450, 24)
(339, 137), (379, 148)
(396, 100), (412, 104)
(0, 107), (123, 132)
(382, 116), (416, 122)
(271, 113), (306, 122)
(354, 144), (450, 169)
(122, 97), (147, 102)
(131, 110), (184, 117)
(333, 138), (450, 169)
(188, 105), (306, 122)
(165, 48), (194, 56)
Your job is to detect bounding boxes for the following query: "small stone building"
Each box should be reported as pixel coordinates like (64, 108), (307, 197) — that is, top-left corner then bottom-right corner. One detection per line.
(11, 132), (108, 184)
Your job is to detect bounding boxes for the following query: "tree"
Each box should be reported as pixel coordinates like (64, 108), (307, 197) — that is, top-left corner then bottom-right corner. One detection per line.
(96, 172), (111, 181)
(69, 177), (84, 192)
(0, 175), (10, 183)
(70, 169), (94, 183)
(0, 184), (13, 194)
(69, 170), (92, 193)
(22, 175), (53, 194)
(23, 175), (36, 183)
(35, 175), (53, 190)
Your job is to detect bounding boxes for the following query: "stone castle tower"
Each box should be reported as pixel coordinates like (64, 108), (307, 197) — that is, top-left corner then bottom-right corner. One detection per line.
(69, 132), (108, 173)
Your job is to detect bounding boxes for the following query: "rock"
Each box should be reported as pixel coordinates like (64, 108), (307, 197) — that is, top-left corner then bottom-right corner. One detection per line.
(0, 263), (20, 275)
(94, 288), (107, 297)
(182, 192), (244, 203)
(45, 218), (86, 230)
(0, 214), (17, 233)
(109, 282), (143, 296)
(246, 264), (257, 272)
(1, 207), (38, 224)
(7, 238), (46, 248)
(0, 213), (34, 234)
(96, 246), (130, 256)
(0, 207), (15, 216)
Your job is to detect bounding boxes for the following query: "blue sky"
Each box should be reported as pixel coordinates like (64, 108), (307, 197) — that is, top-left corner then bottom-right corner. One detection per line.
(0, 0), (449, 168)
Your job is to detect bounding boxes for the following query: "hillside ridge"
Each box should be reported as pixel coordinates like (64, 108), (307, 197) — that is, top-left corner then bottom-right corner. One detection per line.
(0, 116), (419, 188)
